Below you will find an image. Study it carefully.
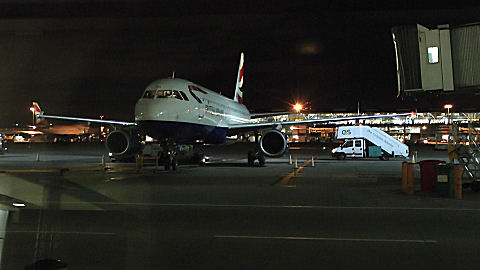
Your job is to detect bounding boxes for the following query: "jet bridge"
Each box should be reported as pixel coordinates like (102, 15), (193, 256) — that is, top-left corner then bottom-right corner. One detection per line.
(392, 23), (480, 96)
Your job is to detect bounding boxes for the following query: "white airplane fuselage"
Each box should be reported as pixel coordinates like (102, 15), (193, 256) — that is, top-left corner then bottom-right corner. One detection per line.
(135, 78), (250, 144)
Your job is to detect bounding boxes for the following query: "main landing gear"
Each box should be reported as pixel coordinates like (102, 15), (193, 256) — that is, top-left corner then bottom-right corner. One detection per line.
(248, 149), (265, 167)
(247, 131), (266, 167)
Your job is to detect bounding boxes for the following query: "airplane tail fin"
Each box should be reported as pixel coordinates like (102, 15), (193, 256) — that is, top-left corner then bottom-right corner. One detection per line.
(31, 101), (45, 125)
(233, 52), (244, 104)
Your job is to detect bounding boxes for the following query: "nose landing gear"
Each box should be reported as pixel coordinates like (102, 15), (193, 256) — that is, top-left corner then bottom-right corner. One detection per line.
(163, 150), (178, 171)
(161, 144), (179, 171)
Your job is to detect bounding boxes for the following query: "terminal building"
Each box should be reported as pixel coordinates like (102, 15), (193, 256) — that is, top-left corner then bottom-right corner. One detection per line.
(252, 111), (480, 149)
(1, 111), (479, 149)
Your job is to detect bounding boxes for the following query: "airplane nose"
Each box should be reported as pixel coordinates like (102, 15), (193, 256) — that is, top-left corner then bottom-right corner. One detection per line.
(135, 100), (154, 121)
(135, 99), (171, 121)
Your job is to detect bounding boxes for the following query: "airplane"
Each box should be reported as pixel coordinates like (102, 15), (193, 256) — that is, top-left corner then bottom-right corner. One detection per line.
(0, 112), (97, 143)
(34, 52), (413, 169)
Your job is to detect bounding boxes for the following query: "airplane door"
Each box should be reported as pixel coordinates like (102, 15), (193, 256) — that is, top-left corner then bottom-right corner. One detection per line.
(353, 139), (364, 157)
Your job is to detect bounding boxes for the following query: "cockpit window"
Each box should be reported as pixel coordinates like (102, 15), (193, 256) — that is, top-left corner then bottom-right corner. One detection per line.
(179, 91), (189, 101)
(173, 91), (183, 100)
(156, 90), (172, 98)
(143, 90), (155, 99)
(157, 90), (183, 100)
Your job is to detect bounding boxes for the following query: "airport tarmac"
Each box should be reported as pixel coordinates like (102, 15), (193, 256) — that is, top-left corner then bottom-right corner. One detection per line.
(0, 143), (479, 269)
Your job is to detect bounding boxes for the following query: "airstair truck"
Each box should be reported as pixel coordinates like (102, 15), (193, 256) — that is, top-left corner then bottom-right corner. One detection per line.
(331, 126), (409, 160)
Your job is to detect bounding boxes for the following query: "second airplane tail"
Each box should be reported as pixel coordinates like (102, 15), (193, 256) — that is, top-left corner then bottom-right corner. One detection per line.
(233, 52), (244, 104)
(31, 101), (46, 125)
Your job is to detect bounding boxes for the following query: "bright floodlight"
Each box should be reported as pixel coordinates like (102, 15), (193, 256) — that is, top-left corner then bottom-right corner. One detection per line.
(29, 107), (35, 112)
(444, 104), (453, 109)
(293, 104), (303, 112)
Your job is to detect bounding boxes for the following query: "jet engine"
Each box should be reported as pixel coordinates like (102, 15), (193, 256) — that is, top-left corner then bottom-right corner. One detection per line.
(259, 129), (288, 157)
(105, 128), (141, 159)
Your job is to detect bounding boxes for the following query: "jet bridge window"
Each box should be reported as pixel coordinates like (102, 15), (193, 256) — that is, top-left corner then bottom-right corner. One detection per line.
(143, 90), (155, 99)
(157, 90), (183, 100)
(427, 47), (439, 64)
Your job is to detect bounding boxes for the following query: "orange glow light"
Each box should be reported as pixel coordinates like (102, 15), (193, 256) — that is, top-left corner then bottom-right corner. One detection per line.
(293, 104), (303, 112)
(443, 104), (453, 109)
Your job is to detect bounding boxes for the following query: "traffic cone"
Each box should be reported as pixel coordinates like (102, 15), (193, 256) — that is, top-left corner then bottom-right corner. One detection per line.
(101, 154), (105, 167)
(412, 152), (416, 163)
(289, 154), (292, 165)
(294, 157), (298, 169)
(35, 152), (40, 162)
(311, 156), (315, 167)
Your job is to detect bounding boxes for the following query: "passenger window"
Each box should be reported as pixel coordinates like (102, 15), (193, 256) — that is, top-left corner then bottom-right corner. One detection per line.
(355, 141), (361, 147)
(143, 90), (155, 99)
(180, 91), (189, 101)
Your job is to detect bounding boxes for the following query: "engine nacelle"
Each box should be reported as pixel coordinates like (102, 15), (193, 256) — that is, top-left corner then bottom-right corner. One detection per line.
(105, 128), (141, 159)
(259, 129), (288, 157)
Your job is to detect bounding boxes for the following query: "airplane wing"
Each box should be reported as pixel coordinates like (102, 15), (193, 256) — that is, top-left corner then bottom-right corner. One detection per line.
(37, 114), (136, 126)
(250, 112), (292, 119)
(228, 113), (413, 133)
(32, 101), (136, 126)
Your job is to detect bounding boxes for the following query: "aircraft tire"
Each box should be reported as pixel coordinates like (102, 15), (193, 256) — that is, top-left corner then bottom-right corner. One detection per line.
(247, 151), (255, 166)
(472, 181), (480, 192)
(336, 153), (346, 160)
(258, 155), (266, 166)
(195, 152), (207, 166)
(381, 154), (390, 161)
(164, 159), (171, 170)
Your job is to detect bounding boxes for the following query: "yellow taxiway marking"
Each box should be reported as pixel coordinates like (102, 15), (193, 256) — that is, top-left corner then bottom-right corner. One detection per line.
(276, 158), (313, 187)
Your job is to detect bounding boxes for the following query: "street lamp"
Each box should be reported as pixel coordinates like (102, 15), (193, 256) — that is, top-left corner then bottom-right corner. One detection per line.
(293, 103), (303, 113)
(444, 104), (453, 124)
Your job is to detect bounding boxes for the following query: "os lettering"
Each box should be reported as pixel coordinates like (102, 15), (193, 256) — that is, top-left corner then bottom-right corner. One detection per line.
(342, 130), (351, 135)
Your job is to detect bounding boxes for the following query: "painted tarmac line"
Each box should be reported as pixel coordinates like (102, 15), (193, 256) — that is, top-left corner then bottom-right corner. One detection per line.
(52, 202), (480, 212)
(214, 235), (437, 244)
(0, 169), (63, 173)
(0, 166), (139, 174)
(276, 158), (313, 187)
(3, 230), (115, 235)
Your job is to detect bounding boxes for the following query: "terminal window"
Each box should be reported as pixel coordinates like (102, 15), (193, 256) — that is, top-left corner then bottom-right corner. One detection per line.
(428, 47), (439, 63)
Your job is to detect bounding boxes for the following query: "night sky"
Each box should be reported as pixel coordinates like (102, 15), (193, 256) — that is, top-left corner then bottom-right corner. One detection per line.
(0, 1), (479, 127)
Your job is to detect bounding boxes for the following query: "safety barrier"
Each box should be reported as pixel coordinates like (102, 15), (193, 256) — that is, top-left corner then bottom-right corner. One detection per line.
(136, 155), (159, 171)
(402, 162), (462, 199)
